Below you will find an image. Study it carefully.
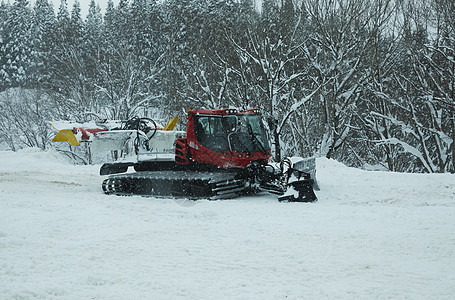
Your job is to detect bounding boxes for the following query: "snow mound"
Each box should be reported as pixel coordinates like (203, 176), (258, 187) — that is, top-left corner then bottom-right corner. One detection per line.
(316, 157), (455, 207)
(1, 147), (69, 172)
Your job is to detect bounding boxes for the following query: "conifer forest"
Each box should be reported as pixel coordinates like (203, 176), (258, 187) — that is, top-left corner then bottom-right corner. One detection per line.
(0, 0), (454, 173)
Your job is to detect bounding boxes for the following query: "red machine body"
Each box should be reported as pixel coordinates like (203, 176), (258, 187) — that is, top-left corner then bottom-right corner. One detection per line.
(176, 108), (272, 169)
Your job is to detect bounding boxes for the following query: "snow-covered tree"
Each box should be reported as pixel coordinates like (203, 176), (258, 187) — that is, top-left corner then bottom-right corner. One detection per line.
(30, 0), (55, 87)
(170, 0), (241, 111)
(0, 88), (59, 150)
(1, 0), (33, 88)
(225, 0), (311, 161)
(302, 0), (382, 160)
(0, 1), (10, 90)
(360, 0), (454, 173)
(84, 0), (104, 81)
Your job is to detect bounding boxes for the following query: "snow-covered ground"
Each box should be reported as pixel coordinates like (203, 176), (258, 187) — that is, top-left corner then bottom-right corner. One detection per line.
(1, 148), (454, 299)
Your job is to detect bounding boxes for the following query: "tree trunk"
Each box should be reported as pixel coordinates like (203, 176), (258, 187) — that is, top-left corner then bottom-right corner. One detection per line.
(274, 127), (281, 162)
(451, 106), (455, 173)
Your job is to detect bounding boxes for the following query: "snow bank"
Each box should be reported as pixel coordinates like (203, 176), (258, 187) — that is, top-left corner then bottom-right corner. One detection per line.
(1, 147), (69, 171)
(317, 157), (454, 207)
(0, 150), (454, 299)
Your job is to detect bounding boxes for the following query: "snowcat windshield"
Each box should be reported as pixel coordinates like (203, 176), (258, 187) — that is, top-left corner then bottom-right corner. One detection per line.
(194, 114), (270, 154)
(230, 115), (269, 153)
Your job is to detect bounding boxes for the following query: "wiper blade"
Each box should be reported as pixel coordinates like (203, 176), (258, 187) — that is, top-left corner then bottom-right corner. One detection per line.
(248, 123), (268, 155)
(228, 132), (252, 156)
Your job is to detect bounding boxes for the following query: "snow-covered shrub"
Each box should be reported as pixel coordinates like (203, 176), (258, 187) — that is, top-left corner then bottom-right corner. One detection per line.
(0, 88), (57, 151)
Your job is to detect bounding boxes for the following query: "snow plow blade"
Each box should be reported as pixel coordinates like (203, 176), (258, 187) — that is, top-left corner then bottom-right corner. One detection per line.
(277, 179), (317, 202)
(163, 116), (179, 131)
(275, 157), (318, 202)
(291, 156), (319, 190)
(52, 129), (80, 146)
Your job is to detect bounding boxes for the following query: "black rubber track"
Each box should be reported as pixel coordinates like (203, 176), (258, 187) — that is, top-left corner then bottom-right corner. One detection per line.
(102, 170), (247, 199)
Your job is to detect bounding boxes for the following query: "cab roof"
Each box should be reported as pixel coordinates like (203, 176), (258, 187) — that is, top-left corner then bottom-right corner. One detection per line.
(188, 108), (261, 116)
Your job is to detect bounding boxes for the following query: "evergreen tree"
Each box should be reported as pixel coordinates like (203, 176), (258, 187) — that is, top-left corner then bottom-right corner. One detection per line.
(104, 0), (115, 30)
(0, 1), (11, 90)
(86, 0), (103, 40)
(31, 0), (55, 87)
(113, 0), (132, 48)
(55, 0), (70, 43)
(279, 0), (295, 41)
(84, 0), (104, 83)
(1, 0), (33, 88)
(49, 0), (72, 95)
(69, 0), (83, 46)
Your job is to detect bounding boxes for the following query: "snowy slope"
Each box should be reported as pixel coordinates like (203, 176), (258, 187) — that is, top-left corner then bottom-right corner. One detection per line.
(0, 149), (454, 299)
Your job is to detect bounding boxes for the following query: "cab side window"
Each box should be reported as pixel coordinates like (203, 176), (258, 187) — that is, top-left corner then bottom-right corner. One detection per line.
(194, 116), (228, 152)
